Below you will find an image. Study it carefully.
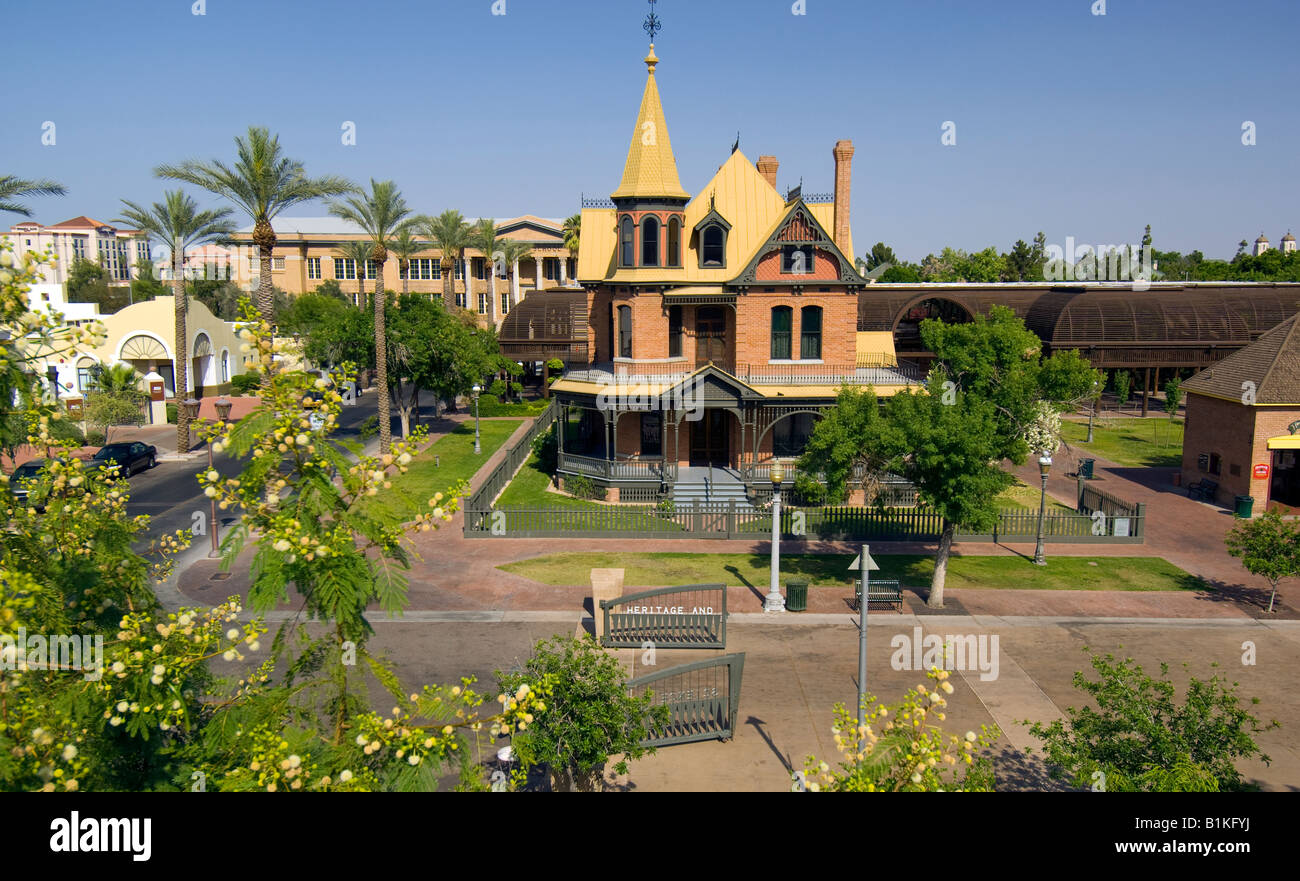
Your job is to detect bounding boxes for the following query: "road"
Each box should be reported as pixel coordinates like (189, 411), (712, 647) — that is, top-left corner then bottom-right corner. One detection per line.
(125, 388), (446, 548)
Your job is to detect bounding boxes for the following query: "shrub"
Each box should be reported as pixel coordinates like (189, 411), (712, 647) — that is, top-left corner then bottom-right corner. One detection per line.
(86, 430), (106, 447)
(565, 474), (605, 501)
(231, 372), (261, 395)
(166, 403), (178, 424)
(49, 419), (85, 446)
(531, 425), (557, 474)
(488, 380), (507, 398)
(497, 636), (669, 792)
(1025, 650), (1278, 792)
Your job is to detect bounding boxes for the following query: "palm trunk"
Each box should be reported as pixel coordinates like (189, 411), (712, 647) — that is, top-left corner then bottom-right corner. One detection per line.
(928, 520), (956, 608)
(401, 260), (409, 296)
(374, 269), (391, 452)
(442, 257), (453, 309)
(173, 251), (190, 454)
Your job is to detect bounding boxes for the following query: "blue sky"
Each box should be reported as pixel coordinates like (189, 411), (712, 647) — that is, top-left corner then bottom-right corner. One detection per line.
(3, 0), (1296, 261)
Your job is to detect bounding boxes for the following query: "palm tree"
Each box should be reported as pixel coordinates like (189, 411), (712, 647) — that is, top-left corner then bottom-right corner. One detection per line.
(0, 176), (66, 216)
(89, 362), (145, 396)
(469, 218), (500, 322)
(422, 210), (470, 312)
(115, 191), (235, 455)
(562, 212), (581, 272)
(497, 238), (533, 312)
(154, 126), (353, 326)
(389, 227), (423, 297)
(328, 180), (416, 452)
(335, 240), (374, 307)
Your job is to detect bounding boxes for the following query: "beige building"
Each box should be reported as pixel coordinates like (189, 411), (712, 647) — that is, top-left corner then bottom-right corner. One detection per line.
(220, 215), (580, 327)
(4, 216), (150, 285)
(36, 296), (244, 403)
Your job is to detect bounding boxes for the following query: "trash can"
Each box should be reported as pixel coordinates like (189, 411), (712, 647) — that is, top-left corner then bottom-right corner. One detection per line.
(786, 580), (808, 612)
(1234, 495), (1255, 518)
(1079, 458), (1095, 479)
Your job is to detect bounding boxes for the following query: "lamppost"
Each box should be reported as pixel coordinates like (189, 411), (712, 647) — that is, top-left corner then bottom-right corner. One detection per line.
(471, 384), (482, 454)
(765, 460), (786, 612)
(1034, 455), (1052, 566)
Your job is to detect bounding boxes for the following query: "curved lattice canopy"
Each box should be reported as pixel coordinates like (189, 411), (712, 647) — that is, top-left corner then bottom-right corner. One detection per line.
(192, 332), (213, 357)
(497, 290), (590, 364)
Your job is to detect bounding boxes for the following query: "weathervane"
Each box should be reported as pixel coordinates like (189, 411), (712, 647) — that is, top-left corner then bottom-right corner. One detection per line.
(643, 0), (662, 42)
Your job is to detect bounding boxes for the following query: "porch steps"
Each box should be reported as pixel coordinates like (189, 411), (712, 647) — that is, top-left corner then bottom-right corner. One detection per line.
(671, 469), (755, 510)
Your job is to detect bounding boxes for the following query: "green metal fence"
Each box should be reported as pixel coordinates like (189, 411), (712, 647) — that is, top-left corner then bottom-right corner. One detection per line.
(465, 399), (556, 510)
(465, 501), (1144, 543)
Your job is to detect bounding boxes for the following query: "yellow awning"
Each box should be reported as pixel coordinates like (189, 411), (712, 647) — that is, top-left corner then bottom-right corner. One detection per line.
(1267, 435), (1300, 450)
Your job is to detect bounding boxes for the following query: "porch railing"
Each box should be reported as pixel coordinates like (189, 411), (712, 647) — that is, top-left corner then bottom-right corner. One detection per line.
(557, 451), (669, 482)
(561, 360), (922, 387)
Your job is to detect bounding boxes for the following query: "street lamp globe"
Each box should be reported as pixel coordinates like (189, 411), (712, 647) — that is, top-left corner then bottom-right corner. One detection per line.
(214, 398), (233, 423)
(180, 398), (201, 420)
(1039, 455), (1053, 476)
(770, 460), (785, 486)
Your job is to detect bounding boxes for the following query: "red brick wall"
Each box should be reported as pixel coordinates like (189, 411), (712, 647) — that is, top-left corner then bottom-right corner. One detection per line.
(1180, 392), (1300, 511)
(754, 248), (841, 281)
(734, 292), (856, 364)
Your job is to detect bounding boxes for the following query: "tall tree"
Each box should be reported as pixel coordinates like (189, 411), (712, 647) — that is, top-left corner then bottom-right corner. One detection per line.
(115, 191), (235, 454)
(497, 238), (533, 312)
(469, 218), (500, 322)
(335, 241), (374, 307)
(155, 126), (352, 326)
(0, 176), (65, 216)
(562, 213), (581, 260)
(862, 242), (898, 271)
(422, 210), (470, 311)
(389, 227), (423, 297)
(1006, 239), (1034, 281)
(327, 179), (416, 452)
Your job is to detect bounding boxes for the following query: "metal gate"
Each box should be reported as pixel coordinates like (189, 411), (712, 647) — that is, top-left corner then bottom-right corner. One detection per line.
(600, 583), (727, 649)
(628, 653), (746, 747)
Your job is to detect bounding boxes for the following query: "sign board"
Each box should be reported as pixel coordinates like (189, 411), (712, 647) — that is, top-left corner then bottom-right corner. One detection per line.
(1197, 453), (1210, 472)
(64, 397), (83, 419)
(149, 381), (165, 402)
(1253, 463), (1270, 480)
(1112, 517), (1131, 537)
(847, 552), (881, 571)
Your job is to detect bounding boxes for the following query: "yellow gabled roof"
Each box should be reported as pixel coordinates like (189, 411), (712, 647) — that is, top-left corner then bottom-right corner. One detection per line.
(610, 46), (690, 201)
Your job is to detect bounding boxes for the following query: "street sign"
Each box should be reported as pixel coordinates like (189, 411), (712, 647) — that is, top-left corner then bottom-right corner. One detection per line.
(1253, 464), (1270, 480)
(847, 552), (880, 571)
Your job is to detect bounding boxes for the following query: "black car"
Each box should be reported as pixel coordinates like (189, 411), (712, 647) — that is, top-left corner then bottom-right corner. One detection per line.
(90, 441), (158, 477)
(7, 458), (53, 504)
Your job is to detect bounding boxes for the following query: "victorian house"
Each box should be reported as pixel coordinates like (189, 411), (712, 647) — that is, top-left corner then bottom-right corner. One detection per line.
(546, 43), (917, 503)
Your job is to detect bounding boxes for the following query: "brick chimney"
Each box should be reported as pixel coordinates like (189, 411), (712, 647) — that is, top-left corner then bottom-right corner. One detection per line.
(756, 155), (779, 191)
(832, 140), (854, 256)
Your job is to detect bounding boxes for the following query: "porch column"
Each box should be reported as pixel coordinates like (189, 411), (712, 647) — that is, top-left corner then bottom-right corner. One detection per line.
(559, 257), (568, 287)
(606, 411), (615, 480)
(464, 257), (473, 309)
(535, 255), (544, 291)
(512, 258), (521, 304)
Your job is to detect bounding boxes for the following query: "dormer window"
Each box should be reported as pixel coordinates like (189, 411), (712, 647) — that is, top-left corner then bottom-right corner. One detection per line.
(620, 216), (635, 267)
(693, 207), (732, 270)
(702, 226), (725, 266)
(642, 216), (660, 267)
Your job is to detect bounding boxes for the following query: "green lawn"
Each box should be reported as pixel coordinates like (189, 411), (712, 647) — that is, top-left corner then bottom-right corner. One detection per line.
(1061, 417), (1184, 468)
(363, 419), (522, 525)
(495, 452), (604, 509)
(498, 551), (1199, 592)
(994, 477), (1074, 512)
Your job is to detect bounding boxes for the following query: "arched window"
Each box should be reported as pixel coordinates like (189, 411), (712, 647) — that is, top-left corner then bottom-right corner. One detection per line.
(800, 306), (822, 360)
(618, 305), (633, 358)
(220, 350), (230, 382)
(668, 305), (683, 357)
(771, 306), (792, 360)
(702, 225), (725, 267)
(667, 218), (681, 267)
(620, 216), (634, 267)
(642, 216), (660, 267)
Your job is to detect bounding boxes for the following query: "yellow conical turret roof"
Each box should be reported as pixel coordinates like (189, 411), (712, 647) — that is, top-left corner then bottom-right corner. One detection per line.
(611, 45), (690, 201)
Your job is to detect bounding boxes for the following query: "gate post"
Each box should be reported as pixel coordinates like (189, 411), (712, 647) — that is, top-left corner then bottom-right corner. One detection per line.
(590, 568), (624, 643)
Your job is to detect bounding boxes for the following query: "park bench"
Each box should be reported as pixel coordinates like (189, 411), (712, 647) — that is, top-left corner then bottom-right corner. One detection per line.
(851, 579), (903, 612)
(1187, 478), (1218, 502)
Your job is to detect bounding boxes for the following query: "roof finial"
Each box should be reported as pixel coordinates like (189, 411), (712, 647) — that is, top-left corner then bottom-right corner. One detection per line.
(643, 0), (663, 44)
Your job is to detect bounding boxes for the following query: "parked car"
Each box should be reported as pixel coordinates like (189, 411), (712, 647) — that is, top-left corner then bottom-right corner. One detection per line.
(89, 441), (157, 477)
(8, 458), (53, 505)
